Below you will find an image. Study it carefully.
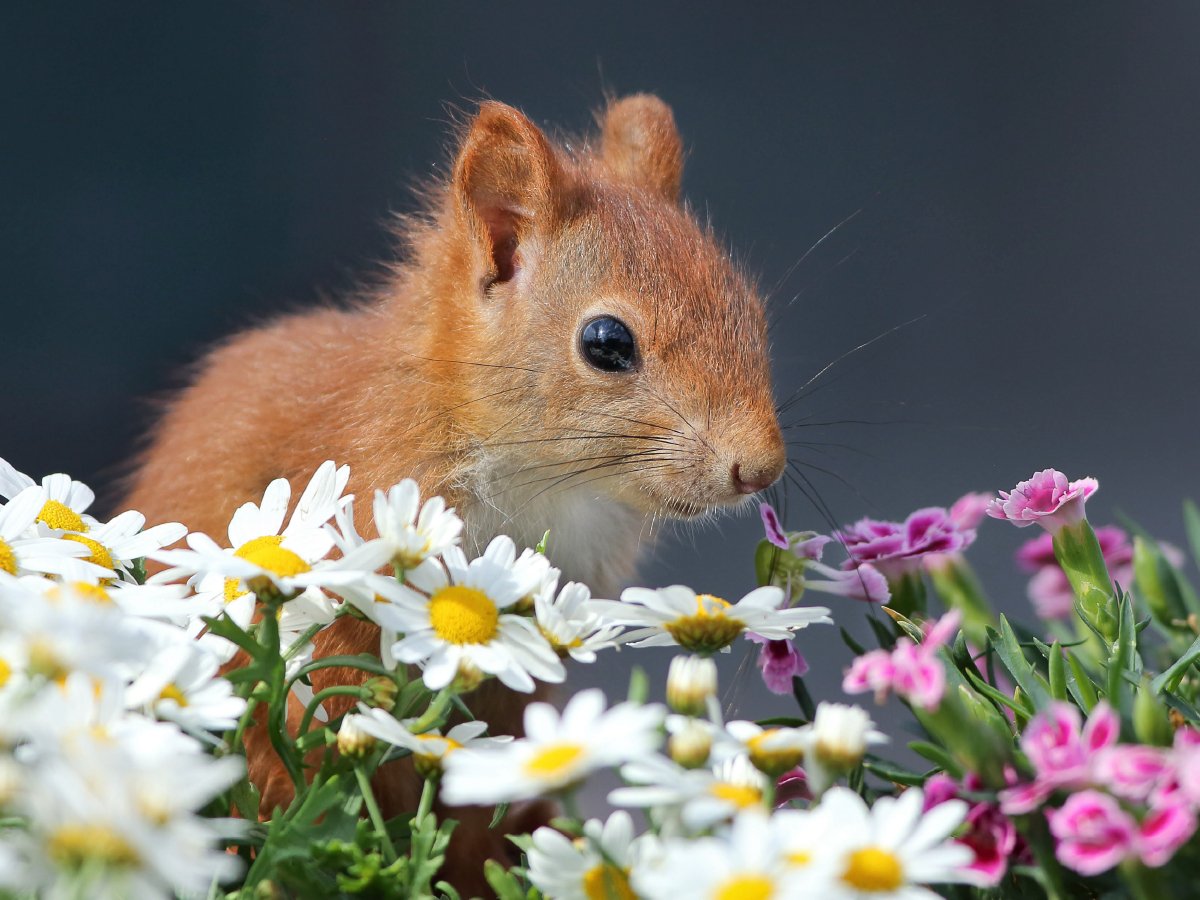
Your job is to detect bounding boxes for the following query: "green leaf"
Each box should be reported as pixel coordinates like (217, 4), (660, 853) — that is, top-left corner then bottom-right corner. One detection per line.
(1065, 649), (1099, 712)
(1150, 631), (1200, 694)
(1047, 641), (1068, 702)
(484, 860), (526, 900)
(866, 614), (897, 650)
(988, 616), (1051, 710)
(627, 665), (649, 704)
(1184, 499), (1200, 573)
(861, 754), (937, 787)
(791, 676), (815, 721)
(535, 530), (550, 555)
(907, 741), (962, 778)
(1107, 594), (1138, 711)
(489, 802), (511, 830)
(755, 716), (808, 728)
(840, 627), (867, 656)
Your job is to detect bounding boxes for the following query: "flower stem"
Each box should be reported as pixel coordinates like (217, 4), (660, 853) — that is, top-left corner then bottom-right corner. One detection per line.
(410, 686), (454, 734)
(355, 764), (397, 862)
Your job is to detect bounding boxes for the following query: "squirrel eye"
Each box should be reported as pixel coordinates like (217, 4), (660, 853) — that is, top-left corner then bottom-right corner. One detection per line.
(580, 316), (637, 372)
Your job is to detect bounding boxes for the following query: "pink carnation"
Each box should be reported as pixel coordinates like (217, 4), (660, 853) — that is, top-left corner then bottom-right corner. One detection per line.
(948, 491), (995, 530)
(842, 610), (960, 711)
(987, 469), (1098, 534)
(836, 507), (976, 580)
(923, 773), (1018, 886)
(1139, 802), (1197, 867)
(1092, 744), (1173, 803)
(746, 633), (808, 694)
(1049, 790), (1138, 876)
(1000, 702), (1118, 815)
(775, 767), (813, 805)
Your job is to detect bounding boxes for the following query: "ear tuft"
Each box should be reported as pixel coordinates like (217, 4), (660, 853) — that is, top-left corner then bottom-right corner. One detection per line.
(453, 102), (562, 289)
(601, 94), (684, 202)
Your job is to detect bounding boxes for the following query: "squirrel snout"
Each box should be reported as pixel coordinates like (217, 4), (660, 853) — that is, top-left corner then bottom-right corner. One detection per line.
(730, 453), (785, 496)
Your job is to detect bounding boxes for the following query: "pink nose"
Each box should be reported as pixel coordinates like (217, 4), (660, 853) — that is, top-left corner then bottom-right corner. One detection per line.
(731, 461), (777, 495)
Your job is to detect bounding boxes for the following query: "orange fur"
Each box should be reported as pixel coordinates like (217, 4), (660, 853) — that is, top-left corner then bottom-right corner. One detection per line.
(122, 95), (784, 895)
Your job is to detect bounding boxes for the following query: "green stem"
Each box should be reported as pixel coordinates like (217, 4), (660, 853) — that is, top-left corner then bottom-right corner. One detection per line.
(761, 778), (776, 810)
(416, 774), (436, 824)
(409, 686), (455, 734)
(296, 685), (374, 741)
(356, 764), (397, 863)
(228, 697), (259, 755)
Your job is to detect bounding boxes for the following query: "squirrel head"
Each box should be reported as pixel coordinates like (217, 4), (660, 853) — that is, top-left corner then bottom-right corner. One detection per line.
(401, 95), (784, 520)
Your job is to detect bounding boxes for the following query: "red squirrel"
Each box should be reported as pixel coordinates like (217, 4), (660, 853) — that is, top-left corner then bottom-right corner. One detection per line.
(122, 94), (785, 893)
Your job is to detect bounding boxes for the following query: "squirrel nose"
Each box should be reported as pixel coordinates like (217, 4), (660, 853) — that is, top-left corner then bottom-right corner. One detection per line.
(731, 460), (781, 495)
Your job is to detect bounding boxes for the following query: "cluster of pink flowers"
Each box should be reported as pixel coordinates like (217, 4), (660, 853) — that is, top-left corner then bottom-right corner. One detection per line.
(987, 468), (1098, 534)
(835, 506), (977, 581)
(842, 609), (960, 710)
(1000, 701), (1199, 874)
(747, 631), (808, 694)
(925, 772), (1022, 886)
(1017, 526), (1134, 620)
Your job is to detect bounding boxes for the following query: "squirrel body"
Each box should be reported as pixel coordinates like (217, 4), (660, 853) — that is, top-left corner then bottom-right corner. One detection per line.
(122, 94), (785, 893)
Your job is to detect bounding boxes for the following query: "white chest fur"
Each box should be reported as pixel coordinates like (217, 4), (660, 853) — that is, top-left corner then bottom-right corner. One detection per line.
(458, 472), (650, 600)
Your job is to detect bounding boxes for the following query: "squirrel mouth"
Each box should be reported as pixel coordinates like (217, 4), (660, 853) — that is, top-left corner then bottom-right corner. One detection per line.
(661, 498), (706, 519)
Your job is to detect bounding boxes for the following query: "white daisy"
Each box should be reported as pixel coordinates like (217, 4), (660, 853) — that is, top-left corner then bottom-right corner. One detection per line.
(150, 462), (354, 659)
(0, 457), (98, 533)
(123, 626), (246, 737)
(0, 485), (103, 579)
(799, 703), (888, 795)
(724, 720), (808, 778)
(633, 809), (804, 900)
(528, 810), (661, 900)
(374, 535), (565, 693)
(350, 706), (512, 777)
(610, 754), (768, 833)
(14, 728), (243, 899)
(440, 688), (665, 805)
(592, 585), (831, 656)
(46, 509), (186, 585)
(370, 478), (464, 570)
(533, 571), (624, 662)
(805, 787), (980, 898)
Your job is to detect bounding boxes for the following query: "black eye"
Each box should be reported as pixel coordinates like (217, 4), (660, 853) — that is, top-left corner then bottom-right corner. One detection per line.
(580, 316), (637, 372)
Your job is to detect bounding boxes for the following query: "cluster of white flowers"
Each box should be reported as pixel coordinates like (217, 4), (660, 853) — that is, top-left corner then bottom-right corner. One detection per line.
(0, 452), (986, 899)
(0, 458), (246, 899)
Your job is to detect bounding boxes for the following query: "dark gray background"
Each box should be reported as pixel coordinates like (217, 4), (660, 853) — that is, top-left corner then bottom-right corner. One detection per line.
(3, 3), (1199, 772)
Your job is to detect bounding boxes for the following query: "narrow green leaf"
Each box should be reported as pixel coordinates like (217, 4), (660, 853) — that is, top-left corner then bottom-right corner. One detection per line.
(989, 617), (1051, 710)
(866, 614), (897, 650)
(627, 665), (649, 704)
(489, 801), (511, 829)
(1184, 499), (1200, 573)
(535, 530), (550, 555)
(861, 754), (937, 786)
(840, 627), (867, 656)
(1048, 641), (1068, 701)
(1065, 650), (1098, 712)
(791, 676), (816, 720)
(1150, 632), (1200, 694)
(907, 741), (962, 777)
(756, 716), (808, 728)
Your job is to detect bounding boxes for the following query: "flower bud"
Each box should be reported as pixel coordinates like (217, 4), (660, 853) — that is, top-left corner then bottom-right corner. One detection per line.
(810, 703), (879, 775)
(1134, 537), (1189, 630)
(337, 714), (379, 760)
(666, 655), (718, 717)
(451, 660), (485, 694)
(1134, 682), (1174, 747)
(363, 676), (398, 712)
(667, 719), (713, 769)
(747, 728), (806, 778)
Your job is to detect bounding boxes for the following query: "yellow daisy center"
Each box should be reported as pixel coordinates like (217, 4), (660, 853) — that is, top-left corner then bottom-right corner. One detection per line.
(583, 863), (637, 900)
(842, 847), (904, 892)
(524, 742), (585, 778)
(664, 593), (745, 655)
(428, 585), (499, 645)
(786, 850), (811, 867)
(158, 684), (188, 706)
(710, 782), (763, 808)
(61, 535), (115, 570)
(66, 581), (112, 604)
(28, 640), (67, 682)
(0, 656), (11, 689)
(0, 538), (16, 575)
(416, 733), (463, 759)
(37, 500), (88, 532)
(223, 535), (311, 601)
(47, 824), (139, 869)
(714, 875), (774, 900)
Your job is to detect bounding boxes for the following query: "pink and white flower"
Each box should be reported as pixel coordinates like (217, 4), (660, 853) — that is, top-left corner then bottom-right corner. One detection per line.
(836, 507), (976, 581)
(924, 773), (1018, 887)
(1048, 790), (1138, 876)
(746, 633), (807, 694)
(842, 610), (960, 711)
(987, 469), (1098, 534)
(1138, 801), (1197, 867)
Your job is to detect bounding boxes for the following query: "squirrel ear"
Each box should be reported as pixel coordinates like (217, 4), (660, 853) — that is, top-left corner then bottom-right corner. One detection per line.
(453, 102), (563, 287)
(600, 94), (684, 202)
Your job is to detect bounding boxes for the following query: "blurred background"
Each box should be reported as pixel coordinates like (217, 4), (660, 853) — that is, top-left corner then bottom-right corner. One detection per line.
(3, 2), (1199, 787)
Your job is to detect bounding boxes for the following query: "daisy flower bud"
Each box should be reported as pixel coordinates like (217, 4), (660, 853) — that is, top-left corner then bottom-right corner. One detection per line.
(666, 654), (717, 716)
(668, 719), (714, 769)
(725, 721), (807, 778)
(337, 714), (379, 760)
(363, 676), (398, 712)
(805, 702), (887, 792)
